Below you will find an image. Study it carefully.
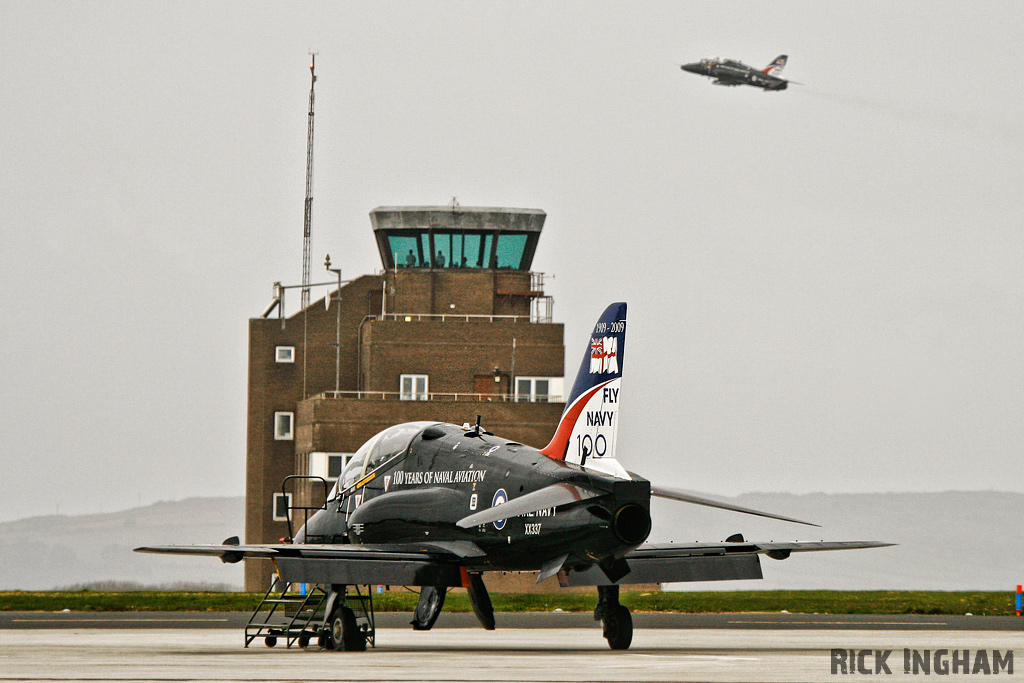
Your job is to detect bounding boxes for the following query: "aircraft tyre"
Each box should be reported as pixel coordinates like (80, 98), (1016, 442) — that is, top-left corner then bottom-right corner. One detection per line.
(412, 585), (447, 630)
(327, 606), (367, 651)
(466, 572), (496, 630)
(327, 609), (344, 650)
(602, 605), (633, 650)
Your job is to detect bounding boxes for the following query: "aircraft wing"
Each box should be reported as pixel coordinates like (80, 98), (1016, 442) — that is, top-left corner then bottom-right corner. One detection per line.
(134, 541), (482, 587)
(563, 540), (894, 586)
(137, 538), (891, 588)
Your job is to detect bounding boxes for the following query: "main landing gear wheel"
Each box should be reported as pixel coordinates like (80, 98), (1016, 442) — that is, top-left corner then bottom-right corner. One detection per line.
(327, 606), (367, 652)
(595, 585), (632, 650)
(412, 586), (447, 631)
(602, 604), (633, 651)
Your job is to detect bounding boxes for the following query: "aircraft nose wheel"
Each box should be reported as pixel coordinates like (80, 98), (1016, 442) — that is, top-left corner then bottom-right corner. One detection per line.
(601, 605), (633, 650)
(327, 606), (367, 651)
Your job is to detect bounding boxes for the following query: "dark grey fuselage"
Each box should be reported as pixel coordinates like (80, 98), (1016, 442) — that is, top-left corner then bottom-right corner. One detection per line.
(681, 59), (788, 90)
(298, 423), (651, 574)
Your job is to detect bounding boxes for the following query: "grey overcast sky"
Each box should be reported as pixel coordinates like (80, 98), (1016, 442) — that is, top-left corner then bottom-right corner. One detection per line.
(2, 2), (1022, 523)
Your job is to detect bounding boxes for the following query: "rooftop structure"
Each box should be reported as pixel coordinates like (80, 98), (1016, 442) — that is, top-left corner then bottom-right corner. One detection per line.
(371, 206), (545, 271)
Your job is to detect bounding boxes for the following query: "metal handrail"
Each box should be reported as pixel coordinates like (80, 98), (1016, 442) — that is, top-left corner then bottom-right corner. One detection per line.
(375, 313), (533, 323)
(281, 475), (329, 540)
(310, 390), (563, 403)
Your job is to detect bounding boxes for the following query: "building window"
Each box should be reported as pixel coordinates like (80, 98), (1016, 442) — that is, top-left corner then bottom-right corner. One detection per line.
(272, 492), (292, 521)
(515, 377), (564, 403)
(495, 232), (528, 269)
(274, 412), (294, 440)
(275, 346), (295, 363)
(308, 452), (351, 481)
(400, 374), (428, 401)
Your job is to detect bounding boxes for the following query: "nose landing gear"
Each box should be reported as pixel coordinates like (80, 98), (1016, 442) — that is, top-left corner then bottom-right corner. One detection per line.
(326, 604), (366, 651)
(320, 584), (373, 651)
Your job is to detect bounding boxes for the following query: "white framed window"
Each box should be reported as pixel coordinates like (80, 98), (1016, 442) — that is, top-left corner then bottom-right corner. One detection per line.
(275, 346), (295, 363)
(308, 452), (352, 481)
(400, 374), (429, 401)
(515, 377), (564, 403)
(272, 492), (292, 521)
(274, 412), (294, 440)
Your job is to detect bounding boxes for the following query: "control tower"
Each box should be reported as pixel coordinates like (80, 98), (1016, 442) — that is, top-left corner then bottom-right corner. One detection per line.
(245, 206), (564, 590)
(372, 206), (544, 271)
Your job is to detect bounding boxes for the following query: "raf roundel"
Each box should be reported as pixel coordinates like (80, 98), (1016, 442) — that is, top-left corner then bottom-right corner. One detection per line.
(491, 488), (508, 530)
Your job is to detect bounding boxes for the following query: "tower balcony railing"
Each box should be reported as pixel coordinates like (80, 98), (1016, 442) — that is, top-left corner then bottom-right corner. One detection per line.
(311, 390), (563, 403)
(373, 313), (535, 323)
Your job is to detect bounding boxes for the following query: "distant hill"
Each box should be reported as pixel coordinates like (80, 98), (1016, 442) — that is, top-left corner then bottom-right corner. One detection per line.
(649, 491), (1024, 591)
(1, 492), (1019, 591)
(0, 497), (244, 591)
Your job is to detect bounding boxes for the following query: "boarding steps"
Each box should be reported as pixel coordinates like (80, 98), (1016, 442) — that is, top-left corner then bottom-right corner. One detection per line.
(245, 579), (328, 648)
(245, 579), (375, 649)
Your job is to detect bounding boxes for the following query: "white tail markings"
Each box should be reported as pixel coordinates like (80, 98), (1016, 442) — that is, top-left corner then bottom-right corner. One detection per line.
(762, 54), (787, 76)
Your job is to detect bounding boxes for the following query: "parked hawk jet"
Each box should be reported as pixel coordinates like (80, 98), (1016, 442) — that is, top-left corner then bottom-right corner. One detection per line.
(681, 54), (796, 90)
(137, 302), (888, 651)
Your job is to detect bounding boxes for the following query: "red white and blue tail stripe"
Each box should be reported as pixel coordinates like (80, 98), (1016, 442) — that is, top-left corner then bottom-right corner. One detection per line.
(540, 303), (627, 475)
(762, 54), (787, 75)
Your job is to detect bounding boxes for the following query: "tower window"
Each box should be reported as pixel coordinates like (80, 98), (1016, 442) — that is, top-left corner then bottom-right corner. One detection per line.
(515, 377), (563, 403)
(274, 412), (294, 440)
(400, 374), (429, 401)
(275, 346), (295, 363)
(272, 493), (292, 521)
(308, 452), (351, 480)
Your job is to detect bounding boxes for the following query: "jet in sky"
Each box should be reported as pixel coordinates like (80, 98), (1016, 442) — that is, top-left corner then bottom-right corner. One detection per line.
(137, 302), (887, 651)
(681, 54), (795, 90)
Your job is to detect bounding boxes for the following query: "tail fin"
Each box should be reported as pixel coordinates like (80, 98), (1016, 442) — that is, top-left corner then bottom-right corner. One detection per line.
(762, 54), (787, 75)
(540, 303), (627, 474)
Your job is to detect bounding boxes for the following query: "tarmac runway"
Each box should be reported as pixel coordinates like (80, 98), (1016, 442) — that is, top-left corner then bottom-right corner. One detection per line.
(0, 616), (1020, 683)
(1, 610), (1021, 630)
(0, 627), (1021, 682)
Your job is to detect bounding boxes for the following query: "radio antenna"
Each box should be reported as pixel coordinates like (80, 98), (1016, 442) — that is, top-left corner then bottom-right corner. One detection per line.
(301, 52), (317, 397)
(300, 53), (317, 311)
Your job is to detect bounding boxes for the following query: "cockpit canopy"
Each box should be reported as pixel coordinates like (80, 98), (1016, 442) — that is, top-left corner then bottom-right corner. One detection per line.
(335, 422), (440, 495)
(703, 57), (744, 68)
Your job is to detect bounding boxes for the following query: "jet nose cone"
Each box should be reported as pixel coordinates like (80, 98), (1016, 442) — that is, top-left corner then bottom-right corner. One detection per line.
(680, 63), (700, 74)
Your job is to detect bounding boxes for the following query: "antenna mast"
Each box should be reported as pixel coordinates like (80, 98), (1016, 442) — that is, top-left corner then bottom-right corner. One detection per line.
(301, 53), (317, 310)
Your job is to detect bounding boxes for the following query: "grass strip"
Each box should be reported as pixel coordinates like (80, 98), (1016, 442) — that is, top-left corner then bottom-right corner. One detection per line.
(0, 590), (1017, 616)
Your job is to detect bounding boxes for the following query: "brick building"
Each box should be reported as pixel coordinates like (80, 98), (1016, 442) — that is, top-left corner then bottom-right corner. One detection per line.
(245, 206), (566, 591)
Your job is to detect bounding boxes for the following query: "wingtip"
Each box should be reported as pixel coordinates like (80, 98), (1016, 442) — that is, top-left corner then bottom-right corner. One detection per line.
(770, 518), (819, 528)
(651, 485), (820, 527)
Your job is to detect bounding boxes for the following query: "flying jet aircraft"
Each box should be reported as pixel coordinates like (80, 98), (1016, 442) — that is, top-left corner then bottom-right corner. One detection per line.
(137, 302), (888, 651)
(680, 54), (796, 90)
